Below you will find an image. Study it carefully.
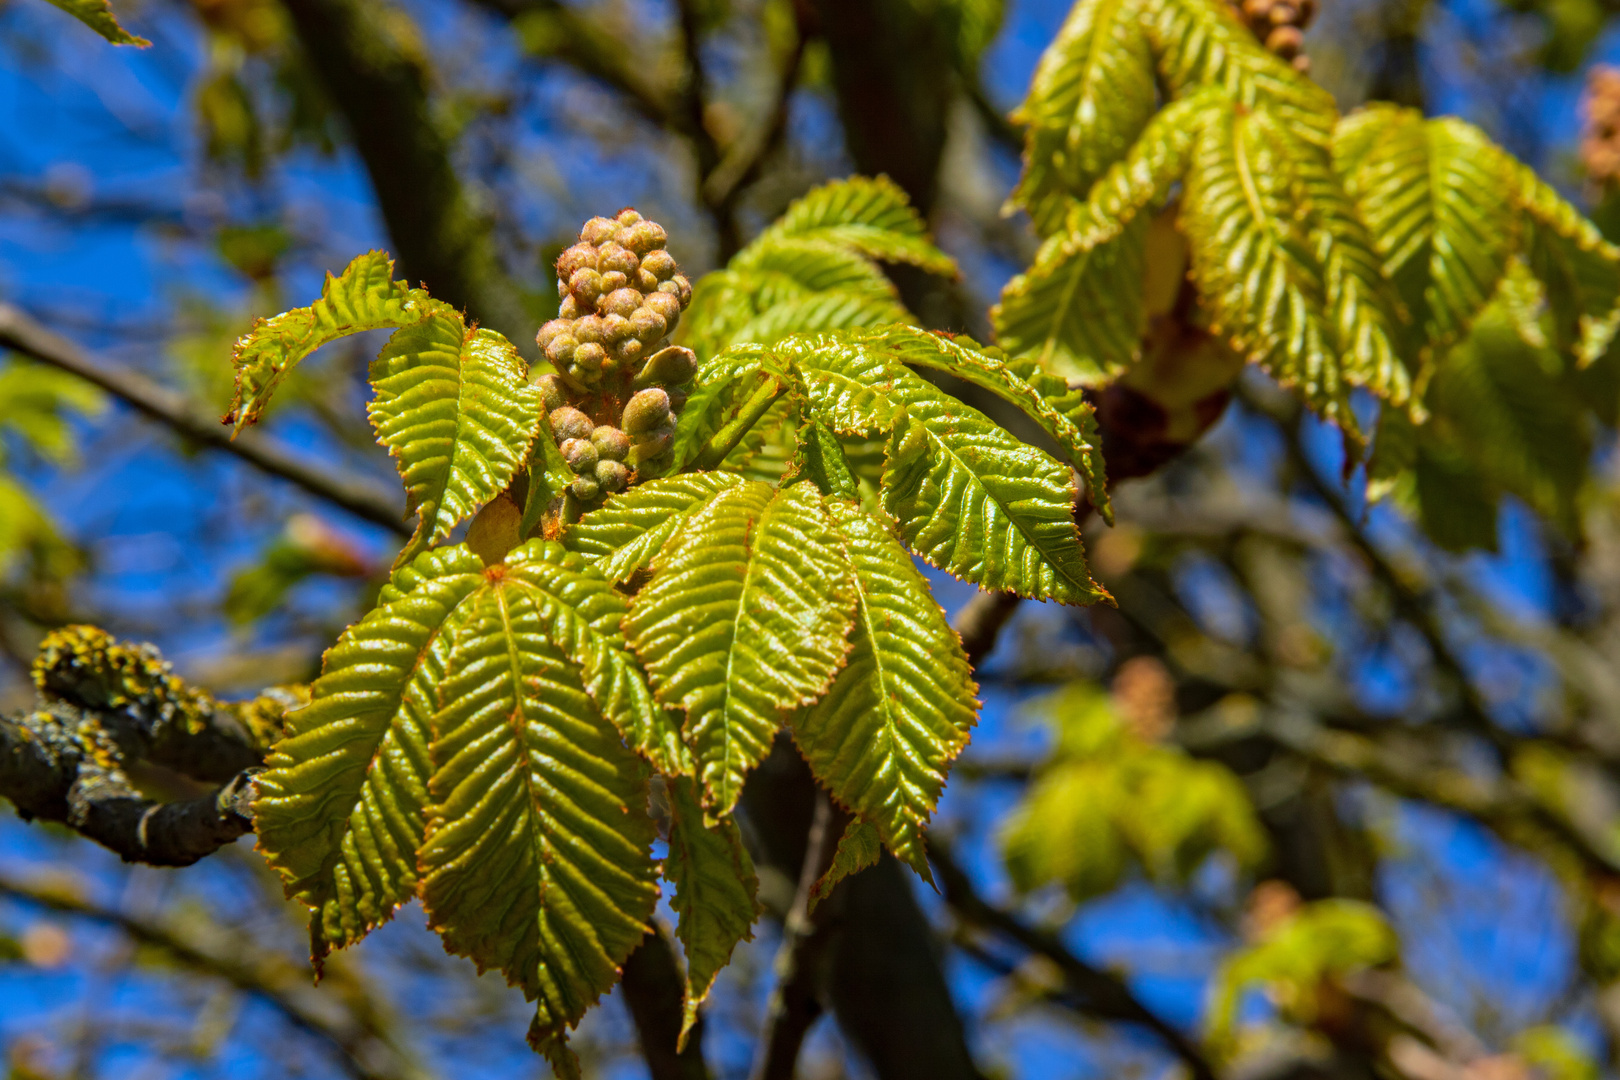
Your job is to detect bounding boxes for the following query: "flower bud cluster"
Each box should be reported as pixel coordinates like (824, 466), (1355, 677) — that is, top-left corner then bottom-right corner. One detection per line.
(1228, 0), (1315, 72)
(1583, 66), (1620, 189)
(532, 210), (698, 512)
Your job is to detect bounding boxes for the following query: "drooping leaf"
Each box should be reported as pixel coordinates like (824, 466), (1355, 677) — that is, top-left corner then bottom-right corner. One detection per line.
(254, 546), (486, 959)
(993, 215), (1148, 385)
(419, 580), (658, 1077)
(753, 176), (957, 276)
(664, 776), (760, 1046)
(880, 387), (1107, 605)
(564, 472), (746, 583)
(45, 0), (150, 45)
(1182, 105), (1408, 429)
(807, 818), (884, 913)
(1008, 0), (1158, 235)
(793, 501), (978, 878)
(1335, 106), (1519, 359)
(228, 251), (433, 431)
(624, 480), (857, 817)
(1511, 158), (1620, 365)
(368, 315), (543, 566)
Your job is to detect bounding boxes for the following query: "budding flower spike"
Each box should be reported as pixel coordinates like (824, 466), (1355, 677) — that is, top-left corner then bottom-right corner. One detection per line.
(535, 209), (696, 512)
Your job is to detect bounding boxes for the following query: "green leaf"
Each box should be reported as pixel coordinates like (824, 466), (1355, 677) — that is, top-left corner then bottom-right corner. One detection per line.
(807, 818), (883, 913)
(1146, 0), (1336, 143)
(624, 480), (857, 817)
(754, 176), (957, 276)
(1182, 105), (1408, 430)
(0, 357), (106, 465)
(228, 251), (433, 431)
(45, 0), (150, 45)
(1511, 158), (1620, 365)
(420, 577), (658, 1078)
(793, 501), (978, 878)
(253, 545), (486, 959)
(1335, 106), (1519, 359)
(667, 345), (779, 471)
(564, 472), (746, 582)
(1008, 0), (1157, 235)
(880, 385), (1107, 605)
(870, 326), (1111, 521)
(518, 412), (574, 540)
(993, 215), (1147, 385)
(665, 776), (760, 1046)
(368, 316), (543, 567)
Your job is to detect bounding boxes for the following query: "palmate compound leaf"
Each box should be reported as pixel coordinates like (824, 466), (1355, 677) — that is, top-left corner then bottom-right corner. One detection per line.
(665, 776), (761, 1047)
(1181, 103), (1410, 431)
(792, 500), (978, 879)
(369, 313), (544, 567)
(227, 251), (434, 431)
(254, 540), (680, 975)
(1008, 0), (1158, 236)
(623, 480), (858, 818)
(776, 332), (1109, 604)
(419, 566), (657, 1077)
(1335, 106), (1520, 360)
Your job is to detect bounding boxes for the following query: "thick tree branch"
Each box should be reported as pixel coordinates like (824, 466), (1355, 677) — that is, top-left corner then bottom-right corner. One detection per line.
(278, 0), (530, 348)
(0, 303), (410, 536)
(0, 868), (430, 1080)
(930, 840), (1219, 1080)
(620, 924), (714, 1080)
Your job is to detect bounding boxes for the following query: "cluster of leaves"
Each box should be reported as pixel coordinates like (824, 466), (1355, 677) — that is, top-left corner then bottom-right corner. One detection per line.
(225, 178), (1125, 1073)
(994, 0), (1620, 550)
(1000, 682), (1265, 904)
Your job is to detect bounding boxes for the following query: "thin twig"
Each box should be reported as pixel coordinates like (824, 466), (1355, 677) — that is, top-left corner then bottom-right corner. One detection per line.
(0, 303), (409, 536)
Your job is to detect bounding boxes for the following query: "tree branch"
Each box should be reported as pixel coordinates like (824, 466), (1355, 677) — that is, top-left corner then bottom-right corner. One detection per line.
(0, 303), (410, 536)
(278, 0), (530, 349)
(620, 924), (715, 1080)
(929, 839), (1220, 1080)
(0, 867), (430, 1080)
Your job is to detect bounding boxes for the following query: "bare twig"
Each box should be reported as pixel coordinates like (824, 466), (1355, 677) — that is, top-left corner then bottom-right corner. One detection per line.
(0, 303), (409, 536)
(953, 591), (1022, 666)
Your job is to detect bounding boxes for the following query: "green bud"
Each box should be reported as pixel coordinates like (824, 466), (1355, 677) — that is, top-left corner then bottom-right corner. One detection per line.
(622, 220), (667, 255)
(616, 208), (643, 226)
(580, 217), (618, 246)
(603, 313), (633, 343)
(560, 437), (599, 473)
(533, 373), (567, 411)
(573, 315), (605, 345)
(536, 318), (570, 351)
(629, 306), (667, 344)
(598, 242), (639, 276)
(602, 288), (642, 318)
(559, 294), (581, 319)
(598, 270), (629, 295)
(549, 406), (594, 442)
(640, 249), (677, 281)
(568, 362), (602, 386)
(637, 268), (661, 292)
(557, 242), (598, 278)
(572, 342), (606, 372)
(644, 290), (681, 324)
(570, 475), (602, 501)
(595, 459), (631, 493)
(592, 425), (631, 460)
(556, 278), (568, 300)
(568, 267), (603, 306)
(544, 334), (577, 366)
(615, 337), (644, 366)
(623, 388), (673, 435)
(635, 345), (697, 389)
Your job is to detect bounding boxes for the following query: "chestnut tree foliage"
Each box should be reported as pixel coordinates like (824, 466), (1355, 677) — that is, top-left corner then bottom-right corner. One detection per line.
(9, 0), (1620, 1076)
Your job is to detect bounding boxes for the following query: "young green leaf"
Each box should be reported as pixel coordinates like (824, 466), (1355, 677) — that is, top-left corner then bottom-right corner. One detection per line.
(793, 501), (978, 879)
(1510, 159), (1620, 365)
(253, 545), (486, 959)
(664, 776), (761, 1047)
(564, 472), (746, 582)
(807, 818), (884, 913)
(45, 0), (149, 45)
(420, 581), (658, 1079)
(227, 251), (433, 431)
(752, 176), (957, 276)
(624, 480), (857, 817)
(368, 316), (543, 567)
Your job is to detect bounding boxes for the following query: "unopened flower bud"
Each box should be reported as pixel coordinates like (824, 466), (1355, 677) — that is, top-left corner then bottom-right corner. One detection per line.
(559, 294), (581, 319)
(580, 217), (619, 245)
(622, 220), (667, 255)
(629, 306), (667, 344)
(638, 269), (661, 292)
(644, 290), (682, 323)
(623, 388), (673, 435)
(598, 270), (629, 295)
(614, 337), (644, 366)
(549, 406), (594, 442)
(545, 334), (578, 366)
(557, 242), (598, 279)
(635, 345), (697, 388)
(572, 342), (606, 373)
(592, 425), (631, 460)
(658, 275), (693, 307)
(570, 476), (601, 501)
(640, 249), (677, 281)
(533, 373), (567, 411)
(560, 437), (599, 473)
(574, 315), (606, 345)
(536, 318), (570, 351)
(569, 268), (603, 306)
(595, 459), (631, 493)
(556, 278), (568, 300)
(598, 243), (639, 276)
(603, 313), (633, 343)
(602, 288), (642, 318)
(615, 208), (643, 226)
(1265, 25), (1303, 56)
